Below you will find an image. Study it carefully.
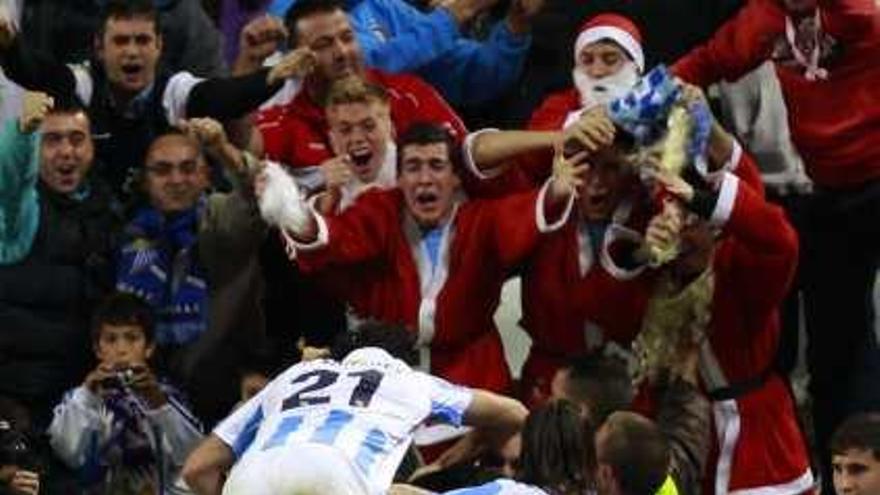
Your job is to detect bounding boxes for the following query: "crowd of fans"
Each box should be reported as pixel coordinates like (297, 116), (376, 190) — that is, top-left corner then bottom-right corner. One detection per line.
(0, 0), (877, 493)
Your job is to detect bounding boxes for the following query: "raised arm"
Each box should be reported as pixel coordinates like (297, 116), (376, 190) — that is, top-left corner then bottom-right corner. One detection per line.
(0, 18), (77, 101)
(672, 0), (784, 87)
(353, 0), (508, 75)
(464, 129), (558, 177)
(0, 92), (49, 264)
(184, 47), (317, 120)
(417, 0), (546, 105)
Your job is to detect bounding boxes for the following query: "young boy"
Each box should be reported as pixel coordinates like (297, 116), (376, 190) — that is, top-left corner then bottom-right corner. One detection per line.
(832, 413), (880, 495)
(48, 292), (203, 494)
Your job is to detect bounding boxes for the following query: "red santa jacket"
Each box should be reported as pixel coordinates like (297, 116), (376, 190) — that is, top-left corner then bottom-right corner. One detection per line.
(673, 0), (880, 188)
(294, 184), (571, 392)
(514, 141), (763, 402)
(694, 169), (812, 494)
(528, 88), (581, 132)
(257, 68), (467, 170)
(519, 198), (655, 402)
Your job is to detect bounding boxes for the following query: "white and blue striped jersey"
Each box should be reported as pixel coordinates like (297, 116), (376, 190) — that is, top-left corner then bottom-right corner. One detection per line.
(214, 348), (473, 494)
(446, 479), (551, 494)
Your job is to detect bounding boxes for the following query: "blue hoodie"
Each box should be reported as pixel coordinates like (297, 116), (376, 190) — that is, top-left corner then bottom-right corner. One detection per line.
(269, 0), (530, 105)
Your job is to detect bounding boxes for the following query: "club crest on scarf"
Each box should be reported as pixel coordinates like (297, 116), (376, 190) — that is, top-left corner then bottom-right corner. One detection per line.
(116, 200), (208, 346)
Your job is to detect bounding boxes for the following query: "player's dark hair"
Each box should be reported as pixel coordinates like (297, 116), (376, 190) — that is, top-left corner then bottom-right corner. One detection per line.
(832, 413), (880, 460)
(396, 122), (460, 175)
(562, 353), (633, 424)
(283, 0), (345, 48)
(599, 412), (669, 495)
(330, 321), (419, 366)
(518, 399), (596, 493)
(97, 0), (161, 38)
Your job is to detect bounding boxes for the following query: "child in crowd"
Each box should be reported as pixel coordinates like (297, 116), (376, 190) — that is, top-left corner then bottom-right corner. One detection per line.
(47, 292), (203, 494)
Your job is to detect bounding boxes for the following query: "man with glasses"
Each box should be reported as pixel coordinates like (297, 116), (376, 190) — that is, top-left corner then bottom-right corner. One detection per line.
(116, 119), (267, 424)
(0, 92), (120, 428)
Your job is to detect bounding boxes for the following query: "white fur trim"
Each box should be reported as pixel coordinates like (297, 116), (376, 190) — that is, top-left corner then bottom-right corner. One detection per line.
(404, 205), (459, 372)
(710, 172), (740, 227)
(535, 179), (575, 233)
(729, 470), (815, 495)
(600, 224), (647, 281)
(713, 399), (741, 495)
(705, 140), (743, 189)
(286, 211), (329, 252)
(574, 26), (644, 72)
(462, 128), (504, 180)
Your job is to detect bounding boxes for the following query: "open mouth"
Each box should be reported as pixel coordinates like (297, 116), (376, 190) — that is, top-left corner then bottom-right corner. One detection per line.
(121, 63), (143, 77)
(585, 190), (609, 208)
(56, 164), (77, 179)
(415, 190), (439, 208)
(349, 148), (373, 169)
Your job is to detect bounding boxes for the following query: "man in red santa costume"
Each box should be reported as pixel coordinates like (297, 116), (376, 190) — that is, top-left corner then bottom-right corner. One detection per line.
(462, 43), (763, 407)
(256, 121), (582, 394)
(673, 1), (880, 489)
(529, 13), (646, 132)
(634, 147), (813, 494)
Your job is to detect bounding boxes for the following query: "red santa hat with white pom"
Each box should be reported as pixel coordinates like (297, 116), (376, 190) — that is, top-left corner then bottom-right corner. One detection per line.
(574, 13), (645, 73)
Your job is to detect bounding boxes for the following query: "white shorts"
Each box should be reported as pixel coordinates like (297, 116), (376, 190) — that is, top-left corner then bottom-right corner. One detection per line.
(222, 443), (369, 495)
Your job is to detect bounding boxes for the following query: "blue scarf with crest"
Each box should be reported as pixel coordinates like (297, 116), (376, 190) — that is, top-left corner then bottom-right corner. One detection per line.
(116, 201), (208, 346)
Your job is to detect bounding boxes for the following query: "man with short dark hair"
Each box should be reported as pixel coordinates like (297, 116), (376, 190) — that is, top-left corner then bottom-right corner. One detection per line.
(264, 0), (545, 106)
(0, 0), (311, 193)
(258, 121), (582, 393)
(0, 93), (119, 428)
(182, 323), (528, 495)
(255, 0), (467, 190)
(550, 354), (633, 424)
(595, 412), (673, 495)
(116, 119), (267, 423)
(673, 3), (880, 489)
(832, 413), (880, 495)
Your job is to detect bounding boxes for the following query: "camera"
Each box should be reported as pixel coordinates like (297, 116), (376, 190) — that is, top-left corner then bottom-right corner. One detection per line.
(0, 420), (35, 471)
(100, 367), (137, 390)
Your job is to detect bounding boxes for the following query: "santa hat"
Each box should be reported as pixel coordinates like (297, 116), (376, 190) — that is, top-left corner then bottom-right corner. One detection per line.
(574, 13), (645, 73)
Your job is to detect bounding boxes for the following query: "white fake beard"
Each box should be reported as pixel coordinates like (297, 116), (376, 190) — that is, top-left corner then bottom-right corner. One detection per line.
(572, 62), (640, 107)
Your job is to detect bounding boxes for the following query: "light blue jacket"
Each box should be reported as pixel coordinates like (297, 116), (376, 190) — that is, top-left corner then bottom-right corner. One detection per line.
(269, 0), (530, 105)
(0, 119), (40, 265)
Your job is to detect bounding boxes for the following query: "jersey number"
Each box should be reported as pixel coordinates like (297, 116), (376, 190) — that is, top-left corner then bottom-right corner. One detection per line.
(282, 369), (384, 410)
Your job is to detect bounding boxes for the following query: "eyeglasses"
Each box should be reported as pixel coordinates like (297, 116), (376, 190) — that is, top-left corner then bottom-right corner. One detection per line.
(145, 160), (200, 177)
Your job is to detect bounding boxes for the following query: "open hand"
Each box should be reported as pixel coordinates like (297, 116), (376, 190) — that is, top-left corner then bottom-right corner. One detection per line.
(563, 105), (616, 155)
(20, 92), (53, 133)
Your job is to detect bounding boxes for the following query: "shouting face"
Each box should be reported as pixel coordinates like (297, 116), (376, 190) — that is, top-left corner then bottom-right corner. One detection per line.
(327, 100), (393, 183)
(96, 16), (162, 98)
(398, 142), (460, 229)
(39, 111), (94, 194)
